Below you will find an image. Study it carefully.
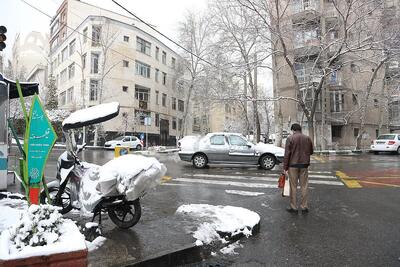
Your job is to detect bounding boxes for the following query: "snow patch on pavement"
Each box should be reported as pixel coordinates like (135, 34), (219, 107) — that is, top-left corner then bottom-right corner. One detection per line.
(176, 204), (260, 246)
(85, 236), (107, 252)
(220, 241), (243, 255)
(225, 190), (265, 196)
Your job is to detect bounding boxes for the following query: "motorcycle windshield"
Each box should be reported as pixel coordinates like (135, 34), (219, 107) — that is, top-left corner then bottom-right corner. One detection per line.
(62, 102), (120, 130)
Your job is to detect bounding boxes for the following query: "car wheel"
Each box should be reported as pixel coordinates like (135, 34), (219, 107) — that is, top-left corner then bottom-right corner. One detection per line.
(397, 146), (400, 155)
(136, 144), (142, 150)
(192, 153), (207, 169)
(260, 154), (276, 170)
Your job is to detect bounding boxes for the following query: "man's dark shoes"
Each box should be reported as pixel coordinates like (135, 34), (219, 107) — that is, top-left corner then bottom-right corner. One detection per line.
(301, 208), (309, 213)
(286, 207), (298, 213)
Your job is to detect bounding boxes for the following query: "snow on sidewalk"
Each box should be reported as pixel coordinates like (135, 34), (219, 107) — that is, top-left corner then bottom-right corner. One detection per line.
(176, 204), (260, 247)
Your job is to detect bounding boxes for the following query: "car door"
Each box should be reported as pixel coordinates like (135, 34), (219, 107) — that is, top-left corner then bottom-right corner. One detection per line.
(122, 136), (132, 148)
(227, 135), (257, 164)
(205, 134), (230, 163)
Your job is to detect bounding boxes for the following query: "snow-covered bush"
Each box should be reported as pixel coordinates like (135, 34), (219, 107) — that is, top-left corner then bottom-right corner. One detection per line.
(8, 205), (63, 253)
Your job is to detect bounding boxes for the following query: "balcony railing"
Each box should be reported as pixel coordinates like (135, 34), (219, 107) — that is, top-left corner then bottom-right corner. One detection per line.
(292, 0), (319, 14)
(138, 100), (148, 110)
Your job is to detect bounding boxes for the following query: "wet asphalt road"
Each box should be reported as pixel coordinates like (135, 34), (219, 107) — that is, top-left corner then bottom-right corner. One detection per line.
(7, 148), (400, 266)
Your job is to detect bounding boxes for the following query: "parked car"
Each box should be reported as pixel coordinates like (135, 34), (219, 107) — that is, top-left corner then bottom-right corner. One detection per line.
(178, 132), (285, 170)
(104, 136), (143, 150)
(370, 134), (400, 154)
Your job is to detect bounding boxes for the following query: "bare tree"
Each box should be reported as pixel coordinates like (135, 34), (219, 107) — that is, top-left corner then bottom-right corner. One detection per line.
(236, 0), (394, 149)
(177, 11), (213, 136)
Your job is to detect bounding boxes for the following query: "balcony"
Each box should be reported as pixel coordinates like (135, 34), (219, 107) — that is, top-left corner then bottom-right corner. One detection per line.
(291, 0), (321, 24)
(293, 39), (321, 56)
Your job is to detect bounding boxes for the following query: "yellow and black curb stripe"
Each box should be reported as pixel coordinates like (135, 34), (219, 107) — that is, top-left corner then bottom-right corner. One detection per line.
(336, 171), (362, 188)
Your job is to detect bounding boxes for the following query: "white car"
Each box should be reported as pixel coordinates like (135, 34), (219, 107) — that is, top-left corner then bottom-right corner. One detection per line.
(370, 134), (400, 154)
(178, 132), (285, 170)
(104, 136), (143, 150)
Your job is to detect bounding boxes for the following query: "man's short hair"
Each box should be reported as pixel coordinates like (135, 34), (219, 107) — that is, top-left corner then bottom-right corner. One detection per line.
(290, 123), (302, 132)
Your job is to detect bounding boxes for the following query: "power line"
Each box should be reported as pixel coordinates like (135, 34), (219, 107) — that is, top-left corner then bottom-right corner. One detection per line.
(111, 0), (216, 68)
(19, 0), (185, 78)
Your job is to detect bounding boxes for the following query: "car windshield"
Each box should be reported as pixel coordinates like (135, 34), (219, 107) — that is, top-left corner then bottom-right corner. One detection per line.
(377, 135), (396, 140)
(114, 136), (125, 141)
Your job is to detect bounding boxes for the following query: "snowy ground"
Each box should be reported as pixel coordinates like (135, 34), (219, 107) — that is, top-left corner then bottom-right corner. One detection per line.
(176, 204), (260, 256)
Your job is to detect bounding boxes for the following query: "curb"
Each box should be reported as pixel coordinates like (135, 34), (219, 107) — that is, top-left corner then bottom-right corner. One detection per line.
(314, 150), (368, 155)
(121, 222), (260, 267)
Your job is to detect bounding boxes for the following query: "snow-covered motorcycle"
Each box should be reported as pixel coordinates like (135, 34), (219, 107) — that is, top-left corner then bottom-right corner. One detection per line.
(40, 102), (166, 229)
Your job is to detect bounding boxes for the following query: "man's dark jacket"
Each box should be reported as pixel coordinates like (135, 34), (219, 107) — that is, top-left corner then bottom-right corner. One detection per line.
(283, 132), (314, 171)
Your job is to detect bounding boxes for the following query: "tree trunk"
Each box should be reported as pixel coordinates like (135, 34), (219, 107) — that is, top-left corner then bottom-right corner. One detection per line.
(307, 117), (315, 145)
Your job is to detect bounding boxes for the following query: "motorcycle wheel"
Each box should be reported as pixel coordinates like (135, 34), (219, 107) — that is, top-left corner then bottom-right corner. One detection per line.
(40, 186), (73, 214)
(108, 199), (141, 229)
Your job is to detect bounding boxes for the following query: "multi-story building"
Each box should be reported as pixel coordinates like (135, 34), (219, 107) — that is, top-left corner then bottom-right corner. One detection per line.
(382, 2), (400, 132)
(49, 0), (190, 145)
(273, 0), (390, 149)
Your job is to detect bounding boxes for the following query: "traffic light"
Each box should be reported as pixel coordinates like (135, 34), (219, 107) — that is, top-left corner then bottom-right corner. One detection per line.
(0, 26), (7, 52)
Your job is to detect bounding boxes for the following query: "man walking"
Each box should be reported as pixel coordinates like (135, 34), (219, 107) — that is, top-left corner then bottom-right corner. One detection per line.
(283, 123), (314, 213)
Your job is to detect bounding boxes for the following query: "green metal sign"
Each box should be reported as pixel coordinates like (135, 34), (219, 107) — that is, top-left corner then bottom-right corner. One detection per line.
(25, 95), (57, 185)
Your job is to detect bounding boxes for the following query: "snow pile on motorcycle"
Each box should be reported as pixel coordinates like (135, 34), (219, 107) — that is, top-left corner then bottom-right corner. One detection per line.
(78, 155), (166, 213)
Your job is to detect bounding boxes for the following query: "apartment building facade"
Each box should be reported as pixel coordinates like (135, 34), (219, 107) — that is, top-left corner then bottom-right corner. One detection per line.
(273, 0), (390, 149)
(49, 0), (190, 145)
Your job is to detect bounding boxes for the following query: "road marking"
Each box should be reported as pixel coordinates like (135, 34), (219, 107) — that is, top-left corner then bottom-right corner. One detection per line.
(173, 178), (278, 188)
(175, 176), (344, 186)
(358, 181), (400, 188)
(336, 171), (362, 188)
(190, 173), (339, 180)
(225, 190), (265, 196)
(161, 176), (172, 183)
(312, 155), (327, 163)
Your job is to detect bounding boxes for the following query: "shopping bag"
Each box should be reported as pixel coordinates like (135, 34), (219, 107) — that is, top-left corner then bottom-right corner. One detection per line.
(282, 175), (290, 197)
(278, 173), (285, 188)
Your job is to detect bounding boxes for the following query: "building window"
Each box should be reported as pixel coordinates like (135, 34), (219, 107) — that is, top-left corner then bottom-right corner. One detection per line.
(374, 99), (379, 107)
(162, 93), (167, 107)
(155, 113), (159, 127)
(68, 63), (75, 79)
(83, 27), (88, 43)
(135, 61), (151, 78)
(155, 47), (159, 60)
(162, 51), (167, 64)
(178, 100), (184, 112)
(90, 79), (99, 101)
(69, 39), (76, 56)
(92, 25), (101, 46)
(178, 119), (182, 131)
(82, 53), (87, 69)
(172, 117), (177, 130)
(123, 60), (129, 67)
(122, 86), (128, 92)
(155, 90), (159, 105)
(172, 97), (176, 110)
(331, 125), (342, 138)
(60, 68), (67, 83)
(91, 53), (99, 74)
(155, 69), (159, 82)
(123, 35), (129, 42)
(376, 129), (379, 138)
(354, 128), (359, 138)
(135, 110), (151, 125)
(171, 57), (176, 69)
(162, 72), (167, 85)
(61, 46), (68, 62)
(352, 93), (358, 106)
(67, 87), (74, 103)
(59, 91), (66, 106)
(330, 92), (344, 112)
(135, 85), (150, 102)
(136, 36), (151, 55)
